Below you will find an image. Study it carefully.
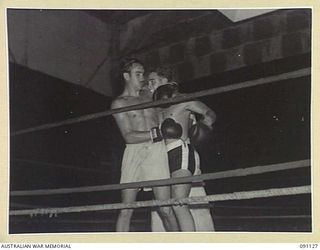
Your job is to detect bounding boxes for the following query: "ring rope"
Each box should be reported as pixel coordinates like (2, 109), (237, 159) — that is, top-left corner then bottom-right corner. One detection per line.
(12, 158), (112, 175)
(10, 159), (310, 197)
(10, 215), (311, 224)
(9, 185), (311, 216)
(214, 215), (311, 219)
(11, 68), (310, 136)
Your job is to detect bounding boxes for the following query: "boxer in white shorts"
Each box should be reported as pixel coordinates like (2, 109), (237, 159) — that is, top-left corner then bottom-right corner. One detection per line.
(111, 59), (178, 232)
(120, 141), (169, 184)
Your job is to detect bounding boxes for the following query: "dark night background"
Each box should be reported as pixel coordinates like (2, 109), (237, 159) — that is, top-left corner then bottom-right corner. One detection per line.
(8, 9), (311, 233)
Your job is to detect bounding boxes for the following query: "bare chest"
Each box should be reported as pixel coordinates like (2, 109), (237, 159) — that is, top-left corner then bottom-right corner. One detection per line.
(162, 104), (189, 119)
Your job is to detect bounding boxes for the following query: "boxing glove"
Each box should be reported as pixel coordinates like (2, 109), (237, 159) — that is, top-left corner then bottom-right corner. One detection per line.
(152, 84), (175, 108)
(160, 118), (183, 139)
(189, 121), (212, 149)
(150, 126), (163, 142)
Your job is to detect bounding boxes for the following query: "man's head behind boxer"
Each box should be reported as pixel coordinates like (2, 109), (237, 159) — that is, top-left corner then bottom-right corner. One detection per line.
(148, 66), (176, 92)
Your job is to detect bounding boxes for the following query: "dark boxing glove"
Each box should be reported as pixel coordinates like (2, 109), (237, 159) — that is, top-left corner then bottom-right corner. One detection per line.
(152, 84), (175, 108)
(189, 121), (212, 149)
(160, 118), (183, 139)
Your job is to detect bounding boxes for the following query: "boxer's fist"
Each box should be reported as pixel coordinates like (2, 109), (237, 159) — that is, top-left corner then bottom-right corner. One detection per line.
(189, 121), (212, 149)
(161, 118), (183, 139)
(152, 84), (176, 108)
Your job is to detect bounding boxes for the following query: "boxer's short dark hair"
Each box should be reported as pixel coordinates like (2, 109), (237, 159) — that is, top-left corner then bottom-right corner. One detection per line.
(121, 58), (143, 73)
(150, 66), (174, 82)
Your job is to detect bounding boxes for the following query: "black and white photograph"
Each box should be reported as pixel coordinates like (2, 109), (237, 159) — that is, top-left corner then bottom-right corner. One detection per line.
(6, 7), (313, 236)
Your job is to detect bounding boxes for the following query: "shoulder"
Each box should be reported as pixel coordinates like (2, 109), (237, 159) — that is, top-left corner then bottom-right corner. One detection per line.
(182, 100), (210, 113)
(111, 97), (124, 109)
(181, 100), (198, 109)
(111, 96), (130, 109)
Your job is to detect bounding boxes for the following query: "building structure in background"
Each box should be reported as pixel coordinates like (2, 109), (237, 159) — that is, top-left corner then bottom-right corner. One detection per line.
(8, 9), (311, 232)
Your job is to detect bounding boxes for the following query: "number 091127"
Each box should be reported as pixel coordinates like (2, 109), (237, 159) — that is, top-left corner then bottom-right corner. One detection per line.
(300, 244), (318, 248)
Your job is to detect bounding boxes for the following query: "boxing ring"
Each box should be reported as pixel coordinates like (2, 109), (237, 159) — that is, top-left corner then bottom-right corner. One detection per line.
(9, 67), (312, 231)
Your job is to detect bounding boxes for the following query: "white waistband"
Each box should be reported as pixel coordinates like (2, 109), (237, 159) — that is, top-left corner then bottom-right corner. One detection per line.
(166, 138), (190, 151)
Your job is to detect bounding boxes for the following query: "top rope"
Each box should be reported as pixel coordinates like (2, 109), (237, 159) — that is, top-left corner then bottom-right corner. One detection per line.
(11, 68), (310, 136)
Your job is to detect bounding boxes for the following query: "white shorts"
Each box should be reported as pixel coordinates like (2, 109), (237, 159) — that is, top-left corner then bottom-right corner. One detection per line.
(120, 141), (170, 184)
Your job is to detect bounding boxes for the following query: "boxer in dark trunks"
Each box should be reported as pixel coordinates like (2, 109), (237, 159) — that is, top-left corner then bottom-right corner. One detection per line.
(148, 67), (216, 231)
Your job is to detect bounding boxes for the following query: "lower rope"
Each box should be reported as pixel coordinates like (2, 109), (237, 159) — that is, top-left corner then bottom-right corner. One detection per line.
(10, 159), (310, 197)
(9, 185), (310, 216)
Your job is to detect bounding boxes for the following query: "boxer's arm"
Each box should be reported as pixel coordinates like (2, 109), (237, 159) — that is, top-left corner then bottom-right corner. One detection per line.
(111, 99), (152, 144)
(157, 109), (165, 123)
(185, 101), (216, 128)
